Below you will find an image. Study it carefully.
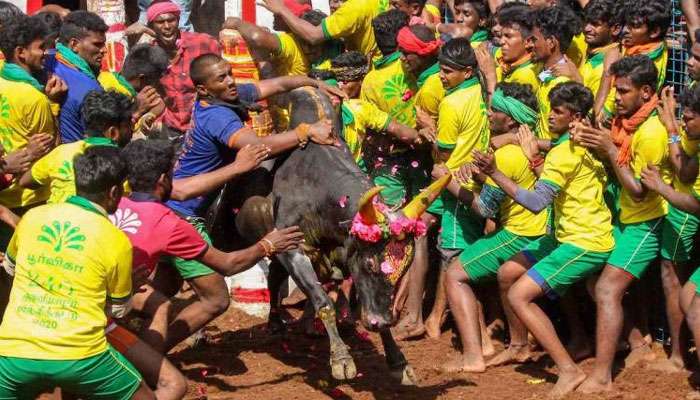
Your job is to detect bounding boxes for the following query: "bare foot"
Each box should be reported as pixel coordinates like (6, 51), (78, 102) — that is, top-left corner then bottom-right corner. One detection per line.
(392, 322), (426, 341)
(424, 314), (443, 339)
(648, 357), (687, 374)
(624, 344), (656, 368)
(565, 338), (593, 362)
(439, 353), (486, 373)
(486, 344), (531, 367)
(482, 336), (496, 358)
(576, 375), (613, 394)
(549, 368), (586, 399)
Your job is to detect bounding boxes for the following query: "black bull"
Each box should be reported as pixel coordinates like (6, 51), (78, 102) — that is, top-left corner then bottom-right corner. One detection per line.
(210, 87), (418, 384)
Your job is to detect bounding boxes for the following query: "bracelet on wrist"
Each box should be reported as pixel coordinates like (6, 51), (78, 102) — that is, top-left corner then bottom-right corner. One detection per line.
(668, 134), (681, 145)
(296, 123), (310, 148)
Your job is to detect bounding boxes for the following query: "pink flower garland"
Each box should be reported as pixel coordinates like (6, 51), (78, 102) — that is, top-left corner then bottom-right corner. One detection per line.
(349, 212), (427, 244)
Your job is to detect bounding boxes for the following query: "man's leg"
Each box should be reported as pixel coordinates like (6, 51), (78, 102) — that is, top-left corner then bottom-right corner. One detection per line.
(683, 272), (700, 399)
(165, 272), (230, 351)
(560, 287), (593, 361)
(130, 283), (172, 354)
(425, 244), (460, 339)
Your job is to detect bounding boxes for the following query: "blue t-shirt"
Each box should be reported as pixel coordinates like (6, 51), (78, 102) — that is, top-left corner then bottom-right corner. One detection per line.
(52, 61), (103, 144)
(166, 83), (259, 218)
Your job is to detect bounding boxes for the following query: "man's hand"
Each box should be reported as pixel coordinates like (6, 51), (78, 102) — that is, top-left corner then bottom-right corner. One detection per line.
(44, 75), (67, 103)
(471, 149), (495, 175)
(2, 149), (31, 174)
(233, 144), (271, 173)
(125, 22), (156, 39)
(516, 125), (539, 161)
(134, 86), (164, 120)
(657, 86), (679, 134)
(262, 226), (306, 253)
(416, 127), (436, 145)
(454, 164), (474, 186)
(317, 80), (348, 101)
(222, 17), (243, 30)
(474, 43), (497, 84)
(640, 164), (666, 193)
(572, 125), (615, 157)
(416, 107), (436, 131)
(551, 57), (583, 83)
(431, 163), (450, 180)
(307, 120), (336, 145)
(131, 266), (151, 289)
(257, 0), (286, 14)
(26, 134), (54, 161)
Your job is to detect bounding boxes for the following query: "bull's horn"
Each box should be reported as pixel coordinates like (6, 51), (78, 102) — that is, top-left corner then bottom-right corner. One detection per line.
(357, 186), (385, 224)
(402, 174), (451, 219)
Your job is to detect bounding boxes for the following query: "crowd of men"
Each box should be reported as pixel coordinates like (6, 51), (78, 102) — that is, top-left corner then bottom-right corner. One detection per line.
(2, 0), (700, 398)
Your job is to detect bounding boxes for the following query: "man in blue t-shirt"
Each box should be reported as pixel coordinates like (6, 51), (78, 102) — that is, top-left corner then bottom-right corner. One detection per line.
(52, 11), (108, 144)
(159, 53), (341, 350)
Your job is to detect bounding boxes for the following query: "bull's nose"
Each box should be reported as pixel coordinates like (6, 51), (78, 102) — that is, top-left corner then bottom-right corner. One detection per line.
(364, 315), (391, 331)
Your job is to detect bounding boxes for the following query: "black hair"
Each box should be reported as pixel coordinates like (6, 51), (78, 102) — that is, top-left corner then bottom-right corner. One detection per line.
(623, 0), (671, 40)
(439, 37), (477, 70)
(0, 15), (48, 63)
(532, 5), (581, 53)
(497, 82), (539, 112)
(121, 44), (169, 84)
(74, 145), (127, 199)
(35, 11), (63, 43)
(695, 28), (700, 45)
(372, 9), (409, 56)
(583, 0), (622, 26)
(496, 3), (533, 36)
(190, 53), (224, 86)
(308, 68), (335, 80)
(331, 50), (368, 69)
(403, 0), (427, 7)
(59, 11), (108, 45)
(81, 91), (134, 137)
(610, 55), (658, 89)
(407, 22), (437, 43)
(549, 81), (594, 116)
(680, 84), (700, 115)
(0, 1), (22, 28)
(122, 139), (174, 192)
(454, 0), (490, 21)
(300, 9), (327, 26)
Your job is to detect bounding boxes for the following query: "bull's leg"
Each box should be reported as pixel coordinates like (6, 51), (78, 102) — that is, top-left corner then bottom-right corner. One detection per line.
(379, 329), (417, 386)
(267, 258), (289, 334)
(276, 251), (357, 380)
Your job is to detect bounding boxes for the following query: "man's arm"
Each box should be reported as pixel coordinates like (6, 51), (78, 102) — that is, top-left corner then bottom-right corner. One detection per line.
(683, 0), (700, 45)
(256, 75), (345, 100)
(222, 17), (281, 53)
(642, 165), (700, 216)
(230, 119), (335, 156)
(105, 241), (134, 319)
(259, 0), (325, 45)
(657, 86), (699, 184)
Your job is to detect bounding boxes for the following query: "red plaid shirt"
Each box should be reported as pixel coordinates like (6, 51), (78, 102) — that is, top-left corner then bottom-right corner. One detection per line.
(159, 31), (221, 132)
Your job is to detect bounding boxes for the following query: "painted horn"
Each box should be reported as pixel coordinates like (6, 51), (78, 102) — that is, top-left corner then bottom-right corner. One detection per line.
(401, 174), (452, 219)
(357, 186), (386, 224)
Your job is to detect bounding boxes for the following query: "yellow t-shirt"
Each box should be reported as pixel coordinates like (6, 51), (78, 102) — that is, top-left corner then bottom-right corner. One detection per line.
(539, 133), (615, 252)
(0, 198), (132, 360)
(274, 32), (310, 77)
(536, 75), (571, 140)
(485, 144), (547, 237)
(496, 61), (541, 93)
(414, 67), (445, 123)
(672, 128), (699, 194)
(341, 99), (391, 163)
(360, 54), (417, 127)
(690, 151), (700, 200)
(30, 138), (116, 204)
(0, 77), (55, 208)
(424, 3), (440, 20)
(98, 72), (136, 98)
(619, 114), (671, 224)
(566, 33), (588, 68)
(603, 44), (668, 116)
(580, 49), (608, 97)
(321, 0), (388, 58)
(436, 78), (490, 187)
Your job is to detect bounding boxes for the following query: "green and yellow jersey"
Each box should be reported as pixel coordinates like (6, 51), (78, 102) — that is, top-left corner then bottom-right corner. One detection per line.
(321, 0), (389, 61)
(360, 52), (417, 128)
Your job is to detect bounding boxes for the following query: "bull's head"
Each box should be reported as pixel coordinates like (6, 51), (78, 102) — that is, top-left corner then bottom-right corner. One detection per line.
(347, 175), (451, 331)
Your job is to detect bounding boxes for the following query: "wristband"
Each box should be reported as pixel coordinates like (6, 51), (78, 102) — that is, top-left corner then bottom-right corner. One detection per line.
(529, 155), (544, 170)
(296, 123), (310, 148)
(261, 238), (276, 256)
(668, 134), (681, 145)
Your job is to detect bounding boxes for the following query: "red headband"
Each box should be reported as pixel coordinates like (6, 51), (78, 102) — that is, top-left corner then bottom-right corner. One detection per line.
(147, 1), (181, 23)
(284, 0), (312, 17)
(397, 26), (442, 56)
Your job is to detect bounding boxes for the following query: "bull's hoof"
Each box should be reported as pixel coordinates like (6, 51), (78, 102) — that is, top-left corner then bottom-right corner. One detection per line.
(267, 313), (287, 334)
(330, 356), (357, 380)
(390, 364), (417, 386)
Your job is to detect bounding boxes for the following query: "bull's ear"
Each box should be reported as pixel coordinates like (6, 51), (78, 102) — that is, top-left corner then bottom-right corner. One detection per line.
(402, 174), (451, 219)
(358, 186), (385, 224)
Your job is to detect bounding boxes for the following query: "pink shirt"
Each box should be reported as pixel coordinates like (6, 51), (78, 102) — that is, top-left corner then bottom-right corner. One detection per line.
(110, 195), (208, 273)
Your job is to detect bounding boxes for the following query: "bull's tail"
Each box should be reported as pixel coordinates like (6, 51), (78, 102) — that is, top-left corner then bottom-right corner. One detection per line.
(236, 195), (275, 245)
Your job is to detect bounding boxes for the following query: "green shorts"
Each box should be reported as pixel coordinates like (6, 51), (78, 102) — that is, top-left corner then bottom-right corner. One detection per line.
(607, 217), (664, 279)
(0, 346), (142, 400)
(461, 229), (541, 284)
(371, 157), (430, 207)
(523, 235), (610, 298)
(660, 205), (700, 262)
(164, 217), (216, 280)
(690, 268), (700, 294)
(440, 192), (484, 251)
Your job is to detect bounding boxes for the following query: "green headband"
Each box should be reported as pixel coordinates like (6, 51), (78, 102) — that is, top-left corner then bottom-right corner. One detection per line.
(490, 88), (538, 128)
